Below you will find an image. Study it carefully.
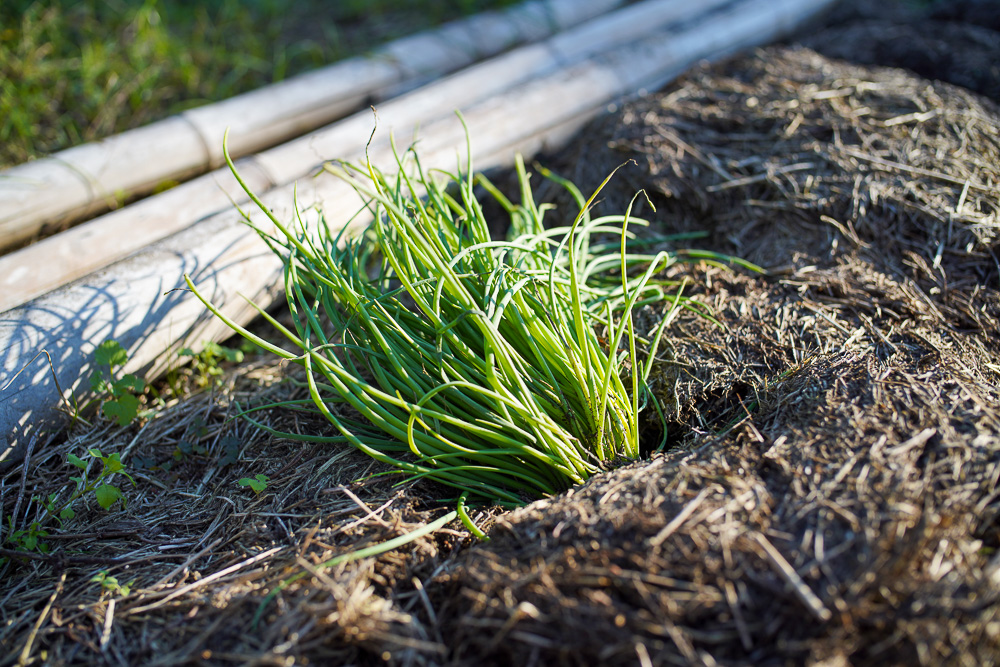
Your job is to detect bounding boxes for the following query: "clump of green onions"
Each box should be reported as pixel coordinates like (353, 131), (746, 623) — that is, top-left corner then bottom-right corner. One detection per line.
(188, 128), (751, 506)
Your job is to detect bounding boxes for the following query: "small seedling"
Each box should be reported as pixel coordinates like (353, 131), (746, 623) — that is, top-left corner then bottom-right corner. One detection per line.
(3, 492), (76, 554)
(5, 518), (51, 553)
(37, 492), (75, 522)
(172, 439), (208, 462)
(179, 340), (246, 388)
(91, 570), (134, 597)
(217, 436), (242, 467)
(68, 448), (136, 510)
(238, 474), (269, 495)
(3, 449), (134, 557)
(90, 340), (146, 426)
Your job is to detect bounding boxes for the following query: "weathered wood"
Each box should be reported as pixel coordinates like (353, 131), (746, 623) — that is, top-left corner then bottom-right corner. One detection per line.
(0, 0), (837, 463)
(0, 0), (624, 253)
(0, 0), (737, 314)
(0, 118), (209, 248)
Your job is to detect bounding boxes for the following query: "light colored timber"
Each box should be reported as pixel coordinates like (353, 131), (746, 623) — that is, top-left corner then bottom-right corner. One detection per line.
(0, 0), (837, 462)
(0, 0), (625, 252)
(0, 0), (736, 314)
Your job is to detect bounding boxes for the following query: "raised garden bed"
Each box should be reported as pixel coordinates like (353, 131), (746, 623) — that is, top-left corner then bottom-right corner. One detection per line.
(1, 0), (997, 664)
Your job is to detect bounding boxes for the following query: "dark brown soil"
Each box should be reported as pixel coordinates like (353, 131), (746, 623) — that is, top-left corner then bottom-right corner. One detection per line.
(805, 19), (1000, 104)
(2, 3), (999, 666)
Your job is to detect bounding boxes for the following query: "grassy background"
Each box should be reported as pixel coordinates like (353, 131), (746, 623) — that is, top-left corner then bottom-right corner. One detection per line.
(0, 0), (519, 168)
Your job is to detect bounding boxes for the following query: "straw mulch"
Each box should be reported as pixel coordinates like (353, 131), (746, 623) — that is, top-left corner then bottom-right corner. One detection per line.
(3, 27), (999, 667)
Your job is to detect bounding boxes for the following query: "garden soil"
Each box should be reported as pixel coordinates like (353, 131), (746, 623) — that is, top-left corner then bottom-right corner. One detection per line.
(2, 2), (998, 665)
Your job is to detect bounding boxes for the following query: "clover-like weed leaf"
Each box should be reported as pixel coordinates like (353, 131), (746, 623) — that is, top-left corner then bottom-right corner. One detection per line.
(238, 474), (269, 494)
(103, 392), (140, 426)
(95, 484), (124, 510)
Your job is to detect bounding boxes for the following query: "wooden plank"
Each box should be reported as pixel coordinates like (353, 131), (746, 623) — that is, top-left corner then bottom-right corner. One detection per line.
(0, 0), (733, 314)
(0, 0), (626, 253)
(0, 117), (208, 249)
(0, 0), (837, 464)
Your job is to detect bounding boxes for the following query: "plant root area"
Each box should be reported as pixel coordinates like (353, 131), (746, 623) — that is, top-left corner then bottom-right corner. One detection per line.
(2, 2), (998, 665)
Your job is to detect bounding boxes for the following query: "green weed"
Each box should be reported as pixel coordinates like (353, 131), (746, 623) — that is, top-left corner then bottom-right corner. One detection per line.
(4, 497), (55, 553)
(67, 448), (136, 511)
(238, 474), (269, 495)
(89, 340), (145, 426)
(178, 340), (247, 389)
(91, 570), (135, 597)
(3, 448), (135, 557)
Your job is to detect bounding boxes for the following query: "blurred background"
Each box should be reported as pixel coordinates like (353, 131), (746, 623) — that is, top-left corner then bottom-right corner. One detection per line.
(0, 0), (519, 168)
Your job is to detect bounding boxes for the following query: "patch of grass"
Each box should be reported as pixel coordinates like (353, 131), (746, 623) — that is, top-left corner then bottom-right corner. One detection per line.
(0, 0), (519, 168)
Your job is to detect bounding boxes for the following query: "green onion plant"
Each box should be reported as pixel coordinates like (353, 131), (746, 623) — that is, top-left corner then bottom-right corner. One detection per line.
(187, 125), (755, 506)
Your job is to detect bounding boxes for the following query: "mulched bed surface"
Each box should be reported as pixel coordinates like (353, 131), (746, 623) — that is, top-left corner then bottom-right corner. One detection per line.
(2, 4), (998, 665)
